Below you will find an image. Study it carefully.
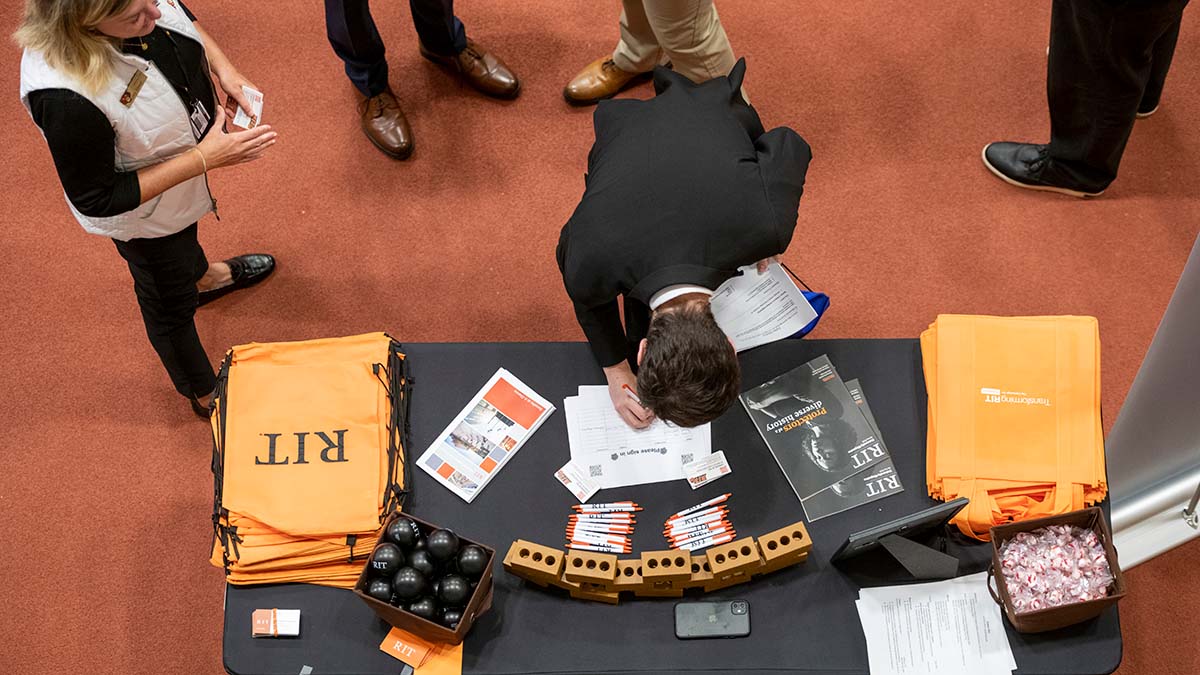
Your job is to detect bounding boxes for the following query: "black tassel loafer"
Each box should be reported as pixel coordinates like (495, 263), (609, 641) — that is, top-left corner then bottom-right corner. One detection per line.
(198, 254), (276, 307)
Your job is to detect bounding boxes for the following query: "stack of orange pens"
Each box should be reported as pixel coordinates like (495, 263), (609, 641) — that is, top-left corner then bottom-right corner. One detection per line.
(565, 501), (640, 553)
(663, 493), (734, 551)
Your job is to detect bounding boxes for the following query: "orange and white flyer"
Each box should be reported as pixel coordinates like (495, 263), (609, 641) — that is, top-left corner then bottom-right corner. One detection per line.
(418, 368), (555, 502)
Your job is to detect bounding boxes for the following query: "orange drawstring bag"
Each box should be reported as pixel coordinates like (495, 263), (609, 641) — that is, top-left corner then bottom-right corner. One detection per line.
(210, 333), (411, 587)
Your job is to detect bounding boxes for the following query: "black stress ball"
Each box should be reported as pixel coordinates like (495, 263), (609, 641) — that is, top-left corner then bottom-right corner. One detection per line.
(406, 596), (438, 622)
(392, 567), (427, 602)
(457, 545), (489, 580)
(386, 517), (421, 550)
(441, 608), (464, 630)
(426, 529), (460, 562)
(408, 549), (436, 578)
(369, 543), (405, 578)
(366, 578), (393, 603)
(438, 574), (472, 607)
(429, 577), (442, 600)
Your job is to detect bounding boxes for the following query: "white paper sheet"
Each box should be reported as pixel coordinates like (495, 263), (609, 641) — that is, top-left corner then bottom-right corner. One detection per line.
(564, 386), (711, 489)
(710, 262), (818, 352)
(855, 572), (1016, 675)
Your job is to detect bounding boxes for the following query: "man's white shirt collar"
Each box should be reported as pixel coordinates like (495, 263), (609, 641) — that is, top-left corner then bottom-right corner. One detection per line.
(649, 284), (713, 310)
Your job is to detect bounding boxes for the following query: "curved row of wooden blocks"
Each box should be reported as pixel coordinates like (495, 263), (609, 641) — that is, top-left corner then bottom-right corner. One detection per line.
(502, 520), (812, 603)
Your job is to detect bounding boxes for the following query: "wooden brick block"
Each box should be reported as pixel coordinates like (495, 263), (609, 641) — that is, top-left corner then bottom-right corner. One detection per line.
(703, 569), (754, 593)
(564, 549), (618, 585)
(502, 544), (548, 587)
(504, 540), (564, 585)
(705, 537), (762, 577)
(635, 579), (685, 598)
(640, 549), (692, 584)
(757, 521), (813, 568)
(606, 559), (644, 593)
(682, 555), (714, 589)
(757, 551), (809, 576)
(558, 576), (621, 604)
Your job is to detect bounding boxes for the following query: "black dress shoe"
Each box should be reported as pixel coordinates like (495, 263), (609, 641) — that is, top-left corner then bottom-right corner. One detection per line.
(198, 254), (276, 307)
(981, 142), (1105, 198)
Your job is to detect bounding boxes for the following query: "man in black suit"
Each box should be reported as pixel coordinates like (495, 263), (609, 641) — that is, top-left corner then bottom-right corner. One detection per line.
(557, 59), (812, 428)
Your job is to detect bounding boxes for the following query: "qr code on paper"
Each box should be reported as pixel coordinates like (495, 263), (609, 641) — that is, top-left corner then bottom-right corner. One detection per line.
(589, 465), (603, 478)
(681, 454), (694, 466)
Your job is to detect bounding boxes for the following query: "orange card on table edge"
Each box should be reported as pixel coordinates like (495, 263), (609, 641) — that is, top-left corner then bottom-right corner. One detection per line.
(378, 626), (464, 674)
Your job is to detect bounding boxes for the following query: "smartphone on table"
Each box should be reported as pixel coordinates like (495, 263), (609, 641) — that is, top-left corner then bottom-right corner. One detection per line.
(674, 599), (751, 639)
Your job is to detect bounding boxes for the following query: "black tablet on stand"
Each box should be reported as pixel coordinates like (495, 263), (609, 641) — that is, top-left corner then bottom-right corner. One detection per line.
(830, 497), (969, 580)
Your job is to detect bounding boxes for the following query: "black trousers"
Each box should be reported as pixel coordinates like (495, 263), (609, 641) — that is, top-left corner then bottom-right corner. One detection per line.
(324, 0), (468, 97)
(1046, 0), (1189, 189)
(113, 223), (216, 400)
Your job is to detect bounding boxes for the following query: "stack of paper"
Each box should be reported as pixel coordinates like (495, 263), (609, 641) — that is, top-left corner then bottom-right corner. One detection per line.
(740, 355), (904, 521)
(559, 386), (712, 493)
(710, 262), (818, 352)
(855, 572), (1015, 675)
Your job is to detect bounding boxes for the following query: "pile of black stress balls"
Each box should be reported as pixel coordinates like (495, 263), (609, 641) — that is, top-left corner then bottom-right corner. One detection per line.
(364, 516), (491, 630)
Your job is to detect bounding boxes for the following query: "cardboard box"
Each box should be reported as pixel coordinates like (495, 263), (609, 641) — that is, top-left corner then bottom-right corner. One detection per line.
(989, 507), (1126, 633)
(354, 512), (495, 645)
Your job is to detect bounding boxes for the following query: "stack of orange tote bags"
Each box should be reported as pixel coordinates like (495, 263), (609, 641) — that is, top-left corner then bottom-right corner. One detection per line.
(209, 332), (411, 587)
(921, 315), (1107, 541)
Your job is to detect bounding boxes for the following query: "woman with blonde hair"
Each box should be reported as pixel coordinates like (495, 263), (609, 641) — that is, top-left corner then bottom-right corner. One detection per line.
(17, 0), (278, 418)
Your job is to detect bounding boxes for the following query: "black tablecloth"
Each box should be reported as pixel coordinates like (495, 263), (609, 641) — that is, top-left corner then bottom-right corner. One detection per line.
(223, 340), (1122, 675)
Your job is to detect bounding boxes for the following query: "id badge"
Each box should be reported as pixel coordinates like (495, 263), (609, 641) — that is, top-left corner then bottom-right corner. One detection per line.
(188, 99), (211, 139)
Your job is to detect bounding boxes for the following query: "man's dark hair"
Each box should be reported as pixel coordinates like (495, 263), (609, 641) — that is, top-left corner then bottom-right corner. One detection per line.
(637, 301), (740, 427)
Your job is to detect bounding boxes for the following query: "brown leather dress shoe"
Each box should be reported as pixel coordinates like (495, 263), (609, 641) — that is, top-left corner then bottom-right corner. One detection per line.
(359, 88), (414, 160)
(563, 57), (650, 106)
(419, 39), (520, 100)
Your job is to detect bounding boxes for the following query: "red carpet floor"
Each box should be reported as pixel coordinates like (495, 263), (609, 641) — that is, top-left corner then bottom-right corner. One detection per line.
(1, 2), (1198, 673)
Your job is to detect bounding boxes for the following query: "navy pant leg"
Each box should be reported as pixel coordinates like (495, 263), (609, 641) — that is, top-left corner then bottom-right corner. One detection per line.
(325, 0), (390, 96)
(410, 0), (467, 56)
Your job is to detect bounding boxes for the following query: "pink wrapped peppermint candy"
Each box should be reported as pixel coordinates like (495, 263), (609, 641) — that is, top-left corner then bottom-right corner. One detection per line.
(998, 524), (1113, 614)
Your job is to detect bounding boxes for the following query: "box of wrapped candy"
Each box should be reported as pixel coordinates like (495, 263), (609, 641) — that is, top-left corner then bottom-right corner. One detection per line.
(988, 507), (1126, 633)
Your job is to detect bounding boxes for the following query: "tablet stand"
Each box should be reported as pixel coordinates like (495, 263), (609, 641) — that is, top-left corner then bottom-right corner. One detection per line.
(878, 533), (960, 580)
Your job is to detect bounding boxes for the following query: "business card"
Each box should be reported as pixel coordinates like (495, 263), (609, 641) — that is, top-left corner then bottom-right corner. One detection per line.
(683, 451), (732, 489)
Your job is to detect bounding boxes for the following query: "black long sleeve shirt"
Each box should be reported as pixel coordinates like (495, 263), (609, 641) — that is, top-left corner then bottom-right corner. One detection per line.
(27, 2), (214, 219)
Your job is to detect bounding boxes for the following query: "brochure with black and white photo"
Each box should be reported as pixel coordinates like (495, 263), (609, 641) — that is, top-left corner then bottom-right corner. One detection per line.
(802, 459), (903, 521)
(740, 355), (889, 503)
(800, 378), (905, 521)
(845, 378), (882, 438)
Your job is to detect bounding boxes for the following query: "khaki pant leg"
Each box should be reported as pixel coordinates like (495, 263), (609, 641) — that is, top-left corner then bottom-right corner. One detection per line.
(612, 0), (665, 73)
(642, 0), (736, 83)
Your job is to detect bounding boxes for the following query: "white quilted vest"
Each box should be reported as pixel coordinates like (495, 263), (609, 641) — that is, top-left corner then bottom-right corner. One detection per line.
(19, 0), (215, 241)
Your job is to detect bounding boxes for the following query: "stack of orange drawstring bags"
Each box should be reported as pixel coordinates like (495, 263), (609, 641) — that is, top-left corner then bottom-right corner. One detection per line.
(921, 315), (1107, 541)
(209, 333), (411, 587)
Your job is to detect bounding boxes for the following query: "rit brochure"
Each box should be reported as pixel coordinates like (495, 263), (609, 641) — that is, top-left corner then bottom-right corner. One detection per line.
(418, 368), (555, 503)
(740, 355), (903, 521)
